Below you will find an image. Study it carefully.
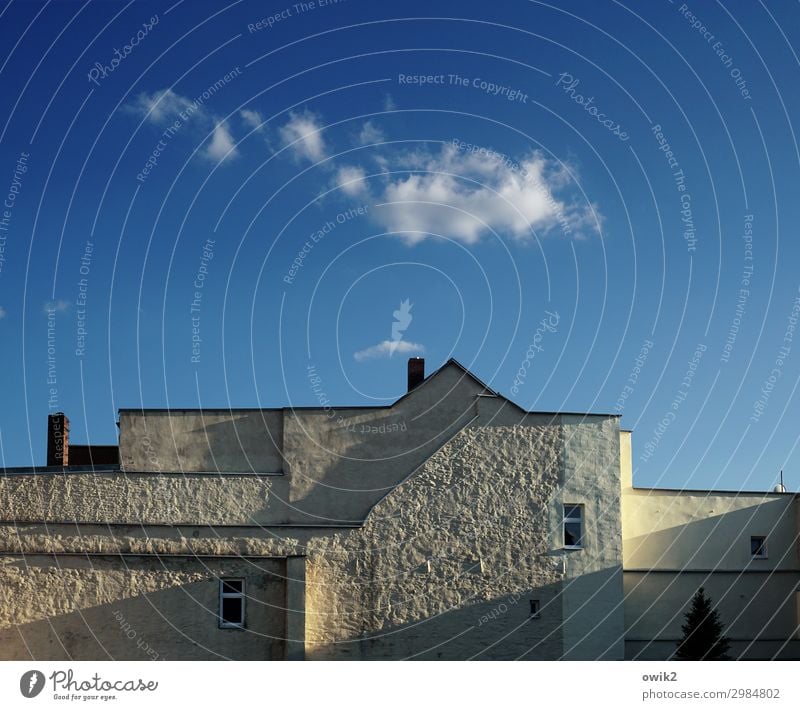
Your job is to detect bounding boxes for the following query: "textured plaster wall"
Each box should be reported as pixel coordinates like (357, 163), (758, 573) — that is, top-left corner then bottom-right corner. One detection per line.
(557, 414), (624, 660)
(0, 417), (571, 660)
(0, 472), (278, 526)
(110, 365), (488, 525)
(119, 410), (284, 473)
(0, 555), (285, 660)
(280, 365), (485, 524)
(304, 421), (567, 660)
(0, 364), (632, 660)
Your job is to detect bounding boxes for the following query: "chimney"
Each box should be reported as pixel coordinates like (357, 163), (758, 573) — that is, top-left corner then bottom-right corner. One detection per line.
(407, 358), (425, 392)
(46, 412), (69, 467)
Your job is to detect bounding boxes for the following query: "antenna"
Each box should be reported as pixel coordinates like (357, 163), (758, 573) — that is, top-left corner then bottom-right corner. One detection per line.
(774, 469), (787, 493)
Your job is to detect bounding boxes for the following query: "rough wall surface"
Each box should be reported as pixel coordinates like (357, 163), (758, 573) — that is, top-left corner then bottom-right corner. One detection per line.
(558, 414), (624, 660)
(0, 417), (574, 661)
(0, 555), (285, 660)
(0, 364), (633, 660)
(304, 422), (566, 660)
(0, 473), (278, 525)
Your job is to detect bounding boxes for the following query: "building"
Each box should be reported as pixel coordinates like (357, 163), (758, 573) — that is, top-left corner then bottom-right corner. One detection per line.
(0, 358), (797, 660)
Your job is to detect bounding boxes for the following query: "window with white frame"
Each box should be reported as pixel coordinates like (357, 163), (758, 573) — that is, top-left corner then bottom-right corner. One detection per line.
(750, 536), (767, 559)
(563, 504), (584, 549)
(219, 578), (245, 628)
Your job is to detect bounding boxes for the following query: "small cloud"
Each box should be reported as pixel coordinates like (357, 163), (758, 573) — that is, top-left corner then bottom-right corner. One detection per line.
(384, 94), (397, 112)
(279, 110), (326, 162)
(44, 300), (70, 313)
(126, 88), (196, 124)
(205, 122), (238, 161)
(335, 165), (368, 196)
(240, 108), (264, 130)
(358, 120), (384, 145)
(0, 306), (6, 319)
(354, 339), (425, 362)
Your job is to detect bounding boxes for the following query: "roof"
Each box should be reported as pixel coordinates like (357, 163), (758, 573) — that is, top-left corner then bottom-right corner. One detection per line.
(118, 358), (621, 418)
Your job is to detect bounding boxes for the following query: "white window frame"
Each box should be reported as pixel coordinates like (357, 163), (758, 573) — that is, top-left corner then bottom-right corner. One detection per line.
(563, 504), (584, 549)
(219, 578), (245, 629)
(750, 535), (768, 559)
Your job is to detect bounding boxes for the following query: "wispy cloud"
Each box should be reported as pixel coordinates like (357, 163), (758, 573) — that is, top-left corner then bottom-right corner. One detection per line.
(126, 88), (196, 124)
(335, 165), (367, 196)
(279, 110), (326, 162)
(240, 108), (264, 130)
(358, 120), (384, 145)
(205, 122), (238, 161)
(127, 89), (241, 162)
(44, 300), (70, 313)
(0, 306), (6, 319)
(354, 339), (425, 362)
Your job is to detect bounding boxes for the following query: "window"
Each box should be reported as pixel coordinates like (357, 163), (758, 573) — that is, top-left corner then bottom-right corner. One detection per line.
(219, 578), (245, 628)
(529, 599), (541, 619)
(750, 536), (767, 559)
(563, 504), (584, 549)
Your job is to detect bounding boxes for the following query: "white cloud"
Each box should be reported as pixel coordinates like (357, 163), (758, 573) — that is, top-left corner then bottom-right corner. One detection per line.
(126, 88), (196, 124)
(358, 120), (384, 145)
(126, 89), (244, 165)
(205, 122), (238, 161)
(279, 110), (326, 161)
(384, 94), (397, 112)
(240, 108), (264, 130)
(44, 300), (70, 313)
(0, 306), (6, 319)
(354, 339), (425, 362)
(335, 165), (368, 196)
(370, 144), (599, 244)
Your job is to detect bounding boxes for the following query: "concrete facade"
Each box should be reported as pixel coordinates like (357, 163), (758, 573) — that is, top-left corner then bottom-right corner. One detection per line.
(0, 360), (797, 660)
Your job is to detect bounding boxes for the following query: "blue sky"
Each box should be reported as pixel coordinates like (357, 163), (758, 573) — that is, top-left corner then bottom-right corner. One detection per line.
(1, 0), (799, 491)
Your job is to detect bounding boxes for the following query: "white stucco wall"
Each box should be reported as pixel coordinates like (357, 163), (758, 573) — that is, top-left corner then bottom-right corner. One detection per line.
(557, 415), (625, 660)
(0, 364), (633, 660)
(620, 430), (800, 659)
(0, 554), (286, 660)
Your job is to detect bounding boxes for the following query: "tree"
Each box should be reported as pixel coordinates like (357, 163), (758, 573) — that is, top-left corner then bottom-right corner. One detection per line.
(674, 587), (731, 660)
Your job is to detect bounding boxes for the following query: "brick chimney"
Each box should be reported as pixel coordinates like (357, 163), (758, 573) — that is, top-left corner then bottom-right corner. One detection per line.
(407, 358), (425, 392)
(46, 412), (69, 466)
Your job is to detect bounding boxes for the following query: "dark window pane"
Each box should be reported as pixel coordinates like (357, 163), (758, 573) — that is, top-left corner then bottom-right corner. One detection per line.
(564, 522), (583, 547)
(564, 505), (582, 520)
(751, 537), (765, 556)
(222, 580), (243, 594)
(221, 597), (243, 625)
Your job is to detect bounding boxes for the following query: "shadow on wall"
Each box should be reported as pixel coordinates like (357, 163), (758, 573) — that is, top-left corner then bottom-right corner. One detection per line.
(0, 556), (287, 661)
(179, 412), (284, 473)
(623, 499), (800, 660)
(306, 567), (625, 661)
(306, 579), (566, 661)
(1, 557), (633, 660)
